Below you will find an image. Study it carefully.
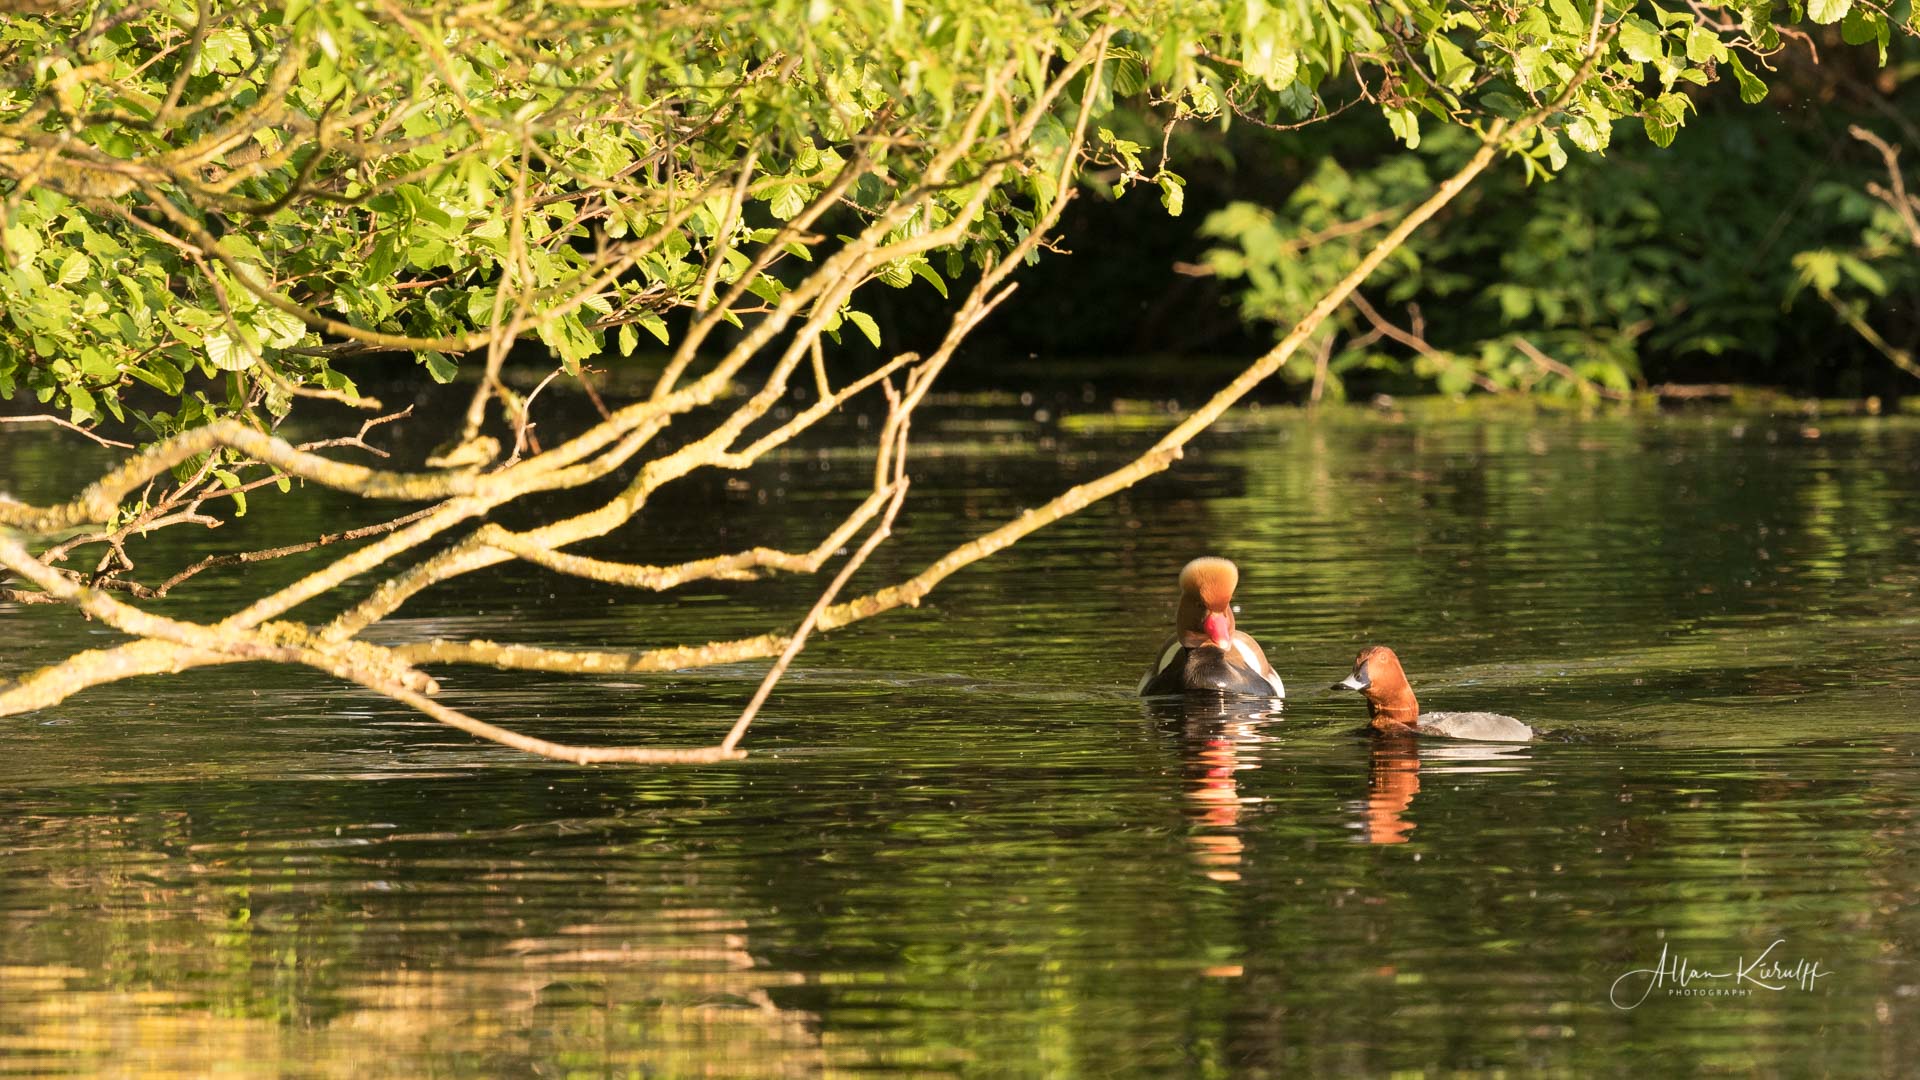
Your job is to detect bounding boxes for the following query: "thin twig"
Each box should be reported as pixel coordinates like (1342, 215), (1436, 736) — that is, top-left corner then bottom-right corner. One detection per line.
(148, 505), (446, 597)
(719, 378), (915, 753)
(1821, 288), (1920, 381)
(0, 415), (136, 449)
(295, 405), (413, 457)
(1850, 125), (1920, 248)
(1346, 292), (1506, 395)
(1510, 337), (1629, 401)
(506, 367), (567, 464)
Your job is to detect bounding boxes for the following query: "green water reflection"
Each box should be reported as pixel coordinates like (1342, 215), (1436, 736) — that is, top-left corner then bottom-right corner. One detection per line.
(2, 403), (1917, 1076)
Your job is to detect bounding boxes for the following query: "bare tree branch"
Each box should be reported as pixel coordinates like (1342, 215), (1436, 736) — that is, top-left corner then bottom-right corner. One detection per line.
(0, 415), (135, 449)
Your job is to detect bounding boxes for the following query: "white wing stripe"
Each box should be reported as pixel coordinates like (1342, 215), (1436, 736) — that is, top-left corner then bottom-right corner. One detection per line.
(1232, 638), (1285, 697)
(1158, 641), (1183, 674)
(1138, 641), (1182, 695)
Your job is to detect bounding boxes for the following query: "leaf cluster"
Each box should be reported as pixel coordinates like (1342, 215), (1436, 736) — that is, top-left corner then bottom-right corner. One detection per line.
(1201, 8), (1919, 400)
(3, 0), (1904, 437)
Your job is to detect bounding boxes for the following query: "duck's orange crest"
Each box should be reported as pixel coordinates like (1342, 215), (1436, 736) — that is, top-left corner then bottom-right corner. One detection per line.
(1179, 556), (1238, 609)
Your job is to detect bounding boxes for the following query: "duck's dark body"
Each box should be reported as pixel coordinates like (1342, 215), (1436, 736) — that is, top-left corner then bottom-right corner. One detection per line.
(1140, 645), (1280, 698)
(1138, 635), (1285, 699)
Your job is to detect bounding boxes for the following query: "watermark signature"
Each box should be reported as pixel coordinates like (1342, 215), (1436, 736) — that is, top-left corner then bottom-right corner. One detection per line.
(1609, 939), (1831, 1010)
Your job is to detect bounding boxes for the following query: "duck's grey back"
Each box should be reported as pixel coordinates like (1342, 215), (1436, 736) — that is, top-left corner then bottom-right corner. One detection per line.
(1414, 711), (1534, 742)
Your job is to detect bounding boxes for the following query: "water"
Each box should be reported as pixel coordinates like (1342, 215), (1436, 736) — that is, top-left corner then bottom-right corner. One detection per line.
(3, 397), (1918, 1076)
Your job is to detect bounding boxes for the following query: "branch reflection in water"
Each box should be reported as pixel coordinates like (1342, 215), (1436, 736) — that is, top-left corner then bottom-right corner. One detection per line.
(1145, 695), (1282, 882)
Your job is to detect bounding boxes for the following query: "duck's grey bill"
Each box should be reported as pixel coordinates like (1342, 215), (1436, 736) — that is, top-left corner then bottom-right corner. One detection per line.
(1334, 672), (1369, 691)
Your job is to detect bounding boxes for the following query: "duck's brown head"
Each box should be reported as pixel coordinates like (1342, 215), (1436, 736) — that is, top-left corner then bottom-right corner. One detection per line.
(1175, 556), (1239, 651)
(1333, 645), (1420, 729)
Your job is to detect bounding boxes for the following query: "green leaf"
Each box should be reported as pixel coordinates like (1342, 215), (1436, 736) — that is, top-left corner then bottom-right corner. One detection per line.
(746, 273), (784, 302)
(1480, 91), (1524, 120)
(204, 330), (257, 372)
(845, 309), (880, 347)
(618, 323), (638, 357)
(1546, 0), (1583, 32)
(1806, 0), (1851, 24)
(1838, 255), (1888, 296)
(218, 233), (265, 263)
(910, 260), (948, 298)
(78, 346), (117, 381)
(365, 235), (404, 281)
(397, 184), (453, 229)
(252, 307), (309, 349)
(1841, 7), (1888, 63)
(1540, 130), (1567, 172)
(4, 222), (43, 263)
(1240, 11), (1299, 90)
(1618, 17), (1664, 63)
(128, 357), (185, 396)
(768, 184), (808, 220)
(1791, 250), (1841, 293)
(1652, 4), (1692, 28)
(1512, 46), (1549, 94)
(1641, 93), (1691, 148)
(419, 349), (458, 383)
(66, 383), (96, 423)
(56, 251), (90, 286)
(1726, 52), (1767, 104)
(1385, 106), (1421, 149)
(212, 468), (247, 517)
(636, 310), (670, 345)
(1158, 173), (1185, 217)
(1434, 358), (1474, 396)
(1684, 25), (1728, 63)
(1425, 34), (1475, 93)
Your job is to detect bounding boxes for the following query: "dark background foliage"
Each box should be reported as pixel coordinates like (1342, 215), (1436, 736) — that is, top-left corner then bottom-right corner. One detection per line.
(907, 26), (1920, 401)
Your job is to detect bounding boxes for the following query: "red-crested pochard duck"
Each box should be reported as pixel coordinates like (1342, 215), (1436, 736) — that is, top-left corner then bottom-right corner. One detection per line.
(1333, 646), (1533, 741)
(1138, 557), (1286, 699)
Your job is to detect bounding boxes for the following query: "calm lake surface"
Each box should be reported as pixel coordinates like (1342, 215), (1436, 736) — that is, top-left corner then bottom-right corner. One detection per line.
(3, 392), (1917, 1076)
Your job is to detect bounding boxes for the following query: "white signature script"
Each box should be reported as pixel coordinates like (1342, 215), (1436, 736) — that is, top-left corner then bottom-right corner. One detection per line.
(1609, 940), (1831, 1010)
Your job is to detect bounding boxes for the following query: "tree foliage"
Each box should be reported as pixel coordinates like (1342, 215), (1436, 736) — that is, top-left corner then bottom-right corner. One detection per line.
(6, 0), (1883, 429)
(1199, 10), (1919, 401)
(3, 0), (1911, 761)
(5, 0), (1134, 430)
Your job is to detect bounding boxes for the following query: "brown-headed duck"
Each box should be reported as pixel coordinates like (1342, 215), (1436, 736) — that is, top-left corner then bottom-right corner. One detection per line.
(1333, 646), (1533, 741)
(1138, 557), (1285, 699)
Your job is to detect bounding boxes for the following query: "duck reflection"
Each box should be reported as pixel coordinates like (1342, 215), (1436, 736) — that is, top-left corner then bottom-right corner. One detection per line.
(1355, 735), (1533, 845)
(1145, 695), (1280, 882)
(1363, 735), (1422, 845)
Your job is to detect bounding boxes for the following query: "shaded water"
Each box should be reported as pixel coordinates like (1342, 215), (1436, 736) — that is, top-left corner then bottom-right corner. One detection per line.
(3, 399), (1918, 1076)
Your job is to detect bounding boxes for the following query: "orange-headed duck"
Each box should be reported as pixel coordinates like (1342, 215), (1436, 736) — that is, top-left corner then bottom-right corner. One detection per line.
(1333, 646), (1533, 742)
(1138, 557), (1285, 699)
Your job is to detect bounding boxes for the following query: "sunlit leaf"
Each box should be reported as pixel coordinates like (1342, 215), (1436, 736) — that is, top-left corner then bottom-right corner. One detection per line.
(845, 309), (880, 347)
(1807, 0), (1852, 24)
